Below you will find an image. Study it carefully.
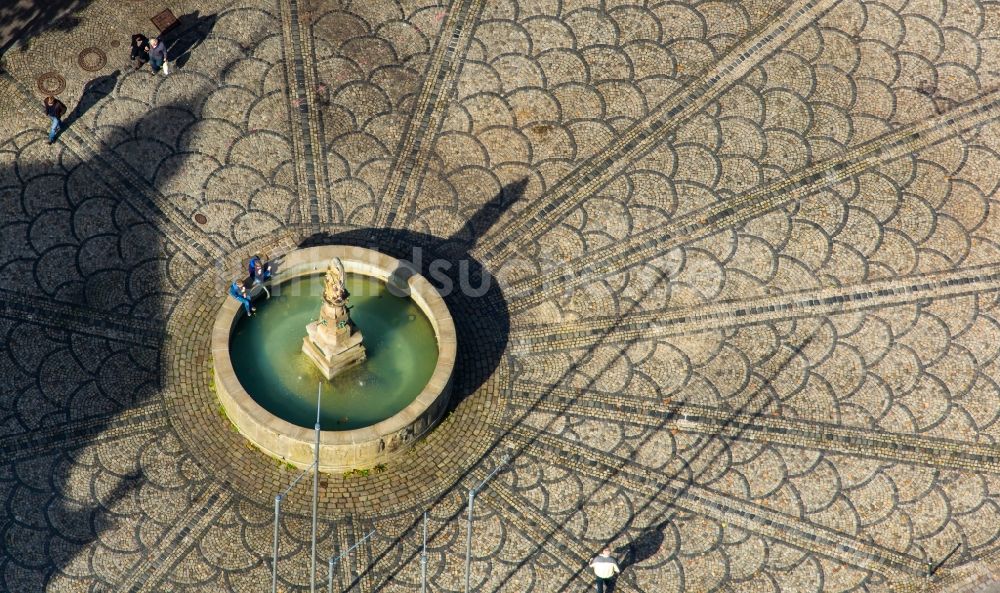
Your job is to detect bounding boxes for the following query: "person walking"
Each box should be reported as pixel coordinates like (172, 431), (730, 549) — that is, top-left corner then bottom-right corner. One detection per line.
(589, 547), (620, 593)
(229, 280), (256, 316)
(147, 37), (168, 75)
(130, 33), (149, 70)
(43, 95), (67, 144)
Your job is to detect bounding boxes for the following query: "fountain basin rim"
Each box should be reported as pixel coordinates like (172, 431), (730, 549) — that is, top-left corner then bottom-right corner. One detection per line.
(212, 245), (456, 470)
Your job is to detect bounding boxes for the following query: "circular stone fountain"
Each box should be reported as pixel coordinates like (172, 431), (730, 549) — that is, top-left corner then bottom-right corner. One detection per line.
(212, 246), (456, 472)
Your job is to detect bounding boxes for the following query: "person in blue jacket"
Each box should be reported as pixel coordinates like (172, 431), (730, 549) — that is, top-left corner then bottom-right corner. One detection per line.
(248, 255), (272, 298)
(229, 279), (255, 315)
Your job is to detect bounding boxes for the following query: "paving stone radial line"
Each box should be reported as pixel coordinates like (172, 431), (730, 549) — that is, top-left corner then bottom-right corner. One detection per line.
(115, 482), (233, 593)
(280, 0), (326, 224)
(63, 131), (224, 262)
(352, 516), (377, 593)
(331, 518), (351, 592)
(336, 516), (369, 593)
(478, 484), (616, 592)
(490, 334), (820, 583)
(0, 289), (162, 347)
(510, 262), (1000, 351)
(504, 387), (1000, 474)
(356, 461), (502, 593)
(294, 0), (332, 226)
(495, 331), (920, 576)
(0, 401), (166, 460)
(495, 425), (925, 578)
(370, 0), (486, 231)
(472, 0), (841, 265)
(505, 91), (1000, 311)
(0, 71), (227, 263)
(320, 519), (341, 591)
(6, 0), (1000, 590)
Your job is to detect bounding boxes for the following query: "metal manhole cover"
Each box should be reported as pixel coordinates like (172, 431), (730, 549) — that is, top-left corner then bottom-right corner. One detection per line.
(194, 213), (208, 225)
(78, 47), (107, 72)
(36, 72), (66, 96)
(110, 40), (120, 48)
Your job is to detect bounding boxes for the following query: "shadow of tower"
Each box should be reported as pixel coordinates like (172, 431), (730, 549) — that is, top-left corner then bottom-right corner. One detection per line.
(0, 15), (226, 590)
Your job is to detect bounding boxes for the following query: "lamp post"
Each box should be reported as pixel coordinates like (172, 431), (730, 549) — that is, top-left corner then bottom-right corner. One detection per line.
(327, 529), (376, 593)
(311, 382), (321, 593)
(464, 454), (511, 593)
(272, 494), (281, 593)
(421, 511), (428, 593)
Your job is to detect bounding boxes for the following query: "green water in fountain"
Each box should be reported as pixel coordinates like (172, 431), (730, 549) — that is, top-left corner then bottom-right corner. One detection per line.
(229, 274), (439, 430)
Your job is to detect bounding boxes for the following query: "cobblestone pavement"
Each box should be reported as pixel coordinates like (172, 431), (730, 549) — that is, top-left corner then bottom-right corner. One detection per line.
(2, 0), (1000, 591)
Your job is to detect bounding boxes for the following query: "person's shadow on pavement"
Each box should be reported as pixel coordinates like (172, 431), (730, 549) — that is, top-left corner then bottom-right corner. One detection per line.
(163, 11), (218, 69)
(608, 521), (669, 591)
(60, 69), (120, 132)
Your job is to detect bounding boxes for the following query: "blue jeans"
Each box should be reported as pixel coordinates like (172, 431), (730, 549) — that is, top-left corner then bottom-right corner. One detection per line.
(150, 56), (163, 72)
(48, 116), (60, 141)
(234, 294), (252, 314)
(229, 285), (253, 314)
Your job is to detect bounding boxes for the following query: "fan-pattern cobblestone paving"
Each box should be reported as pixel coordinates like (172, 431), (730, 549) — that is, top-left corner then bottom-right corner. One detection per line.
(2, 0), (1000, 591)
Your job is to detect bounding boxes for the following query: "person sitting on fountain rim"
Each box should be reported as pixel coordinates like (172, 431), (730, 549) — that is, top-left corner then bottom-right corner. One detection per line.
(248, 255), (272, 298)
(229, 279), (256, 316)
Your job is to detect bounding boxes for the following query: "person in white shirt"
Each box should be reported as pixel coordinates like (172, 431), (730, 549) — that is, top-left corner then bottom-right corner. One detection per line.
(589, 547), (620, 593)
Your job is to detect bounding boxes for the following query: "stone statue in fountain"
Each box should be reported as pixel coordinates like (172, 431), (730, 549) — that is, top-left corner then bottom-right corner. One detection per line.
(302, 257), (366, 380)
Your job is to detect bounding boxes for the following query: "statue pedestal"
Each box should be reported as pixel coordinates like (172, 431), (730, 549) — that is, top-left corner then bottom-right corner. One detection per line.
(302, 320), (366, 380)
(302, 257), (367, 380)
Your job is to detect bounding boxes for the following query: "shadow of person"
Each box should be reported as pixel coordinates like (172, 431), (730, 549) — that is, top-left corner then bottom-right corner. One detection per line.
(604, 519), (667, 591)
(61, 69), (120, 131)
(300, 179), (527, 410)
(163, 11), (218, 69)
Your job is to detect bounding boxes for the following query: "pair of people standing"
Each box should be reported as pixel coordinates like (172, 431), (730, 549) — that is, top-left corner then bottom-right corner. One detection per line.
(130, 34), (169, 75)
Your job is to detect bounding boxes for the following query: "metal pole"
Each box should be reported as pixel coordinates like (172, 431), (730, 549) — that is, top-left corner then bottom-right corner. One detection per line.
(272, 458), (315, 593)
(327, 557), (335, 593)
(272, 495), (282, 593)
(311, 382), (321, 593)
(464, 489), (474, 593)
(464, 455), (510, 593)
(421, 511), (428, 593)
(325, 530), (375, 593)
